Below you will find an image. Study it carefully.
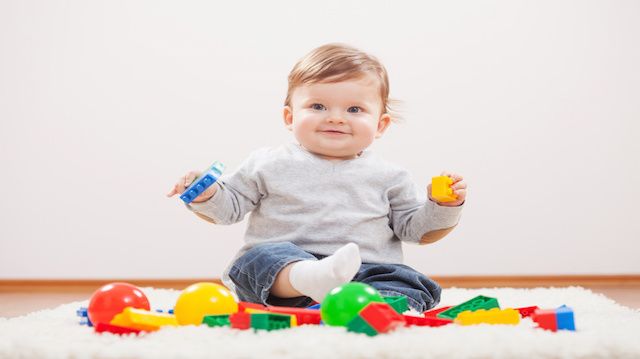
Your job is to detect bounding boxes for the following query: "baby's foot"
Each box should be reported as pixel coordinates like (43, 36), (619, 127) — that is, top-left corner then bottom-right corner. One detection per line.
(288, 243), (361, 303)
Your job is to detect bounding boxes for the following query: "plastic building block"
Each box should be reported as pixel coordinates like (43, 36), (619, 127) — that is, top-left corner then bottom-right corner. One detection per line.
(515, 306), (539, 318)
(347, 315), (378, 336)
(423, 306), (452, 318)
(531, 309), (558, 331)
(180, 161), (225, 204)
(266, 306), (321, 325)
(250, 313), (293, 331)
(94, 322), (141, 335)
(202, 314), (231, 328)
(229, 312), (251, 330)
(77, 306), (93, 327)
(307, 303), (321, 310)
(244, 308), (270, 314)
(431, 176), (458, 203)
(455, 308), (520, 326)
(238, 301), (267, 312)
(110, 307), (178, 332)
(383, 296), (409, 314)
(556, 305), (576, 331)
(403, 314), (452, 327)
(359, 303), (406, 334)
(437, 296), (500, 320)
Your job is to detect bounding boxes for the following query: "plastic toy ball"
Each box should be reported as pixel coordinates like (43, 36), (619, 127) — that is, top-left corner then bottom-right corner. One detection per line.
(320, 282), (385, 327)
(87, 282), (151, 326)
(174, 282), (238, 325)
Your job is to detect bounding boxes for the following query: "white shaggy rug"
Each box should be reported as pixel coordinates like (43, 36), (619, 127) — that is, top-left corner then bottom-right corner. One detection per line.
(1, 287), (640, 359)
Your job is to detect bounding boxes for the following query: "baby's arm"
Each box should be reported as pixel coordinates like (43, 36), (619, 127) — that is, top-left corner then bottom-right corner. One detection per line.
(389, 171), (465, 245)
(168, 153), (265, 224)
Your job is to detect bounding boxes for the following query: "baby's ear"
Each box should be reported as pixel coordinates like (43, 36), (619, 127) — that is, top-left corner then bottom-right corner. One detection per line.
(283, 106), (294, 131)
(375, 113), (392, 138)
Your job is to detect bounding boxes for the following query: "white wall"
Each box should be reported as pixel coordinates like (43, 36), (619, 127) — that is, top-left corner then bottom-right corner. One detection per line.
(1, 0), (639, 279)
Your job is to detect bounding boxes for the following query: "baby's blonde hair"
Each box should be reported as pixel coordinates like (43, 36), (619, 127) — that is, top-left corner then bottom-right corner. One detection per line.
(285, 43), (398, 119)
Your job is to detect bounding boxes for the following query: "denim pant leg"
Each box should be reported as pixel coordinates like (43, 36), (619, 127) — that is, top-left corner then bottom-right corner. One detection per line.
(353, 263), (442, 312)
(228, 242), (316, 307)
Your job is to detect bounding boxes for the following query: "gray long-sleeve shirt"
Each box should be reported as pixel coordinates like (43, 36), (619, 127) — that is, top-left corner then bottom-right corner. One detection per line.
(189, 142), (463, 288)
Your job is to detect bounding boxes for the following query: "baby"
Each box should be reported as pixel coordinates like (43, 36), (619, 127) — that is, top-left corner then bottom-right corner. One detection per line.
(167, 43), (467, 312)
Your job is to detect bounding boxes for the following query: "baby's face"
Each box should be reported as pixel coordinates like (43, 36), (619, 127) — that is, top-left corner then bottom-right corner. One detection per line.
(284, 77), (391, 160)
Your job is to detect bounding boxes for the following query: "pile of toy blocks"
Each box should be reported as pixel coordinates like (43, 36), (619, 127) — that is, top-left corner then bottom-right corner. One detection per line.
(78, 295), (575, 335)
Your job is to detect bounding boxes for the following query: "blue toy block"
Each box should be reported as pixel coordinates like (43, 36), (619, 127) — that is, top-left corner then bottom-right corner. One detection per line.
(307, 304), (321, 310)
(180, 161), (225, 204)
(556, 305), (575, 331)
(76, 306), (93, 327)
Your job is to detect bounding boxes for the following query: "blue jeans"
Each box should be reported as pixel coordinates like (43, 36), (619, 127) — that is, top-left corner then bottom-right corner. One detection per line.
(228, 242), (442, 312)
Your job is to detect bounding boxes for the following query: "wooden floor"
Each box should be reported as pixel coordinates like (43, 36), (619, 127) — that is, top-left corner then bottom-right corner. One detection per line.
(1, 283), (638, 318)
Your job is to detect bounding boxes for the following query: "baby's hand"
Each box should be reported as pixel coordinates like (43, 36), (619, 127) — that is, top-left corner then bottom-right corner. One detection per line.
(428, 171), (467, 207)
(166, 171), (218, 203)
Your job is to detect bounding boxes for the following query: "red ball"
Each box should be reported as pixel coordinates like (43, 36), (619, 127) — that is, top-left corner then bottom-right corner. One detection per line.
(87, 282), (150, 325)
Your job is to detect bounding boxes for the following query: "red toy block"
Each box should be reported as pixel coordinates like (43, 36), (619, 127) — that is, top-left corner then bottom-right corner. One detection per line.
(516, 306), (539, 318)
(266, 306), (321, 325)
(423, 306), (452, 318)
(359, 303), (406, 333)
(94, 322), (142, 335)
(229, 312), (251, 330)
(403, 314), (452, 327)
(238, 301), (267, 313)
(531, 309), (558, 331)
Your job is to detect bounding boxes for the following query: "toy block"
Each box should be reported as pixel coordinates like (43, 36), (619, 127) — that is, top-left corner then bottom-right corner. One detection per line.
(110, 307), (178, 332)
(531, 309), (558, 331)
(383, 296), (409, 314)
(359, 303), (406, 334)
(515, 306), (539, 318)
(423, 306), (452, 318)
(238, 301), (267, 312)
(180, 161), (225, 204)
(431, 176), (458, 202)
(437, 295), (500, 320)
(455, 308), (520, 326)
(94, 322), (141, 335)
(307, 303), (321, 310)
(229, 312), (251, 330)
(556, 305), (576, 331)
(202, 314), (231, 328)
(245, 308), (270, 314)
(250, 313), (293, 331)
(266, 306), (321, 325)
(347, 315), (378, 336)
(403, 314), (452, 327)
(76, 306), (93, 327)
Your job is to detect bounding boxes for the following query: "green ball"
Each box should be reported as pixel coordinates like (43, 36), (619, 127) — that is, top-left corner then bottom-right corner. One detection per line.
(320, 282), (385, 327)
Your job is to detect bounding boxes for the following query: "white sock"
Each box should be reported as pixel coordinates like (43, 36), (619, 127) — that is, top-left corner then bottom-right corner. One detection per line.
(288, 243), (361, 303)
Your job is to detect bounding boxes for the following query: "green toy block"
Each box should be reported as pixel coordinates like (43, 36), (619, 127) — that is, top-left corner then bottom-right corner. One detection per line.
(250, 313), (291, 331)
(437, 295), (500, 320)
(383, 296), (409, 314)
(347, 315), (378, 337)
(202, 314), (230, 328)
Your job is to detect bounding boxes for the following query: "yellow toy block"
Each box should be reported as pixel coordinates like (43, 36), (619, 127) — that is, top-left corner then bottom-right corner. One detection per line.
(455, 308), (520, 326)
(431, 176), (458, 202)
(245, 308), (270, 314)
(110, 307), (178, 332)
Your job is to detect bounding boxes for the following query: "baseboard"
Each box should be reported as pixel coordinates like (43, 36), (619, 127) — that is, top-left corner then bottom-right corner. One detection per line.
(1, 275), (639, 292)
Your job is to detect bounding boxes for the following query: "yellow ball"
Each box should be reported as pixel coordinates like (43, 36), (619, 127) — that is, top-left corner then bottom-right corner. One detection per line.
(174, 282), (238, 325)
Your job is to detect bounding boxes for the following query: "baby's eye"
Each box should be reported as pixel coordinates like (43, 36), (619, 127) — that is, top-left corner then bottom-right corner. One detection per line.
(347, 106), (362, 113)
(311, 103), (326, 111)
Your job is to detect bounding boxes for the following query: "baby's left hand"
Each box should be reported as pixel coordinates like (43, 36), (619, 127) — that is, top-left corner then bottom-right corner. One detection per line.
(428, 171), (467, 207)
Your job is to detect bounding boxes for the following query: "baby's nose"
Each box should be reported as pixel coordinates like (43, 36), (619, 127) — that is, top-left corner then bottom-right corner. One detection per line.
(326, 114), (346, 124)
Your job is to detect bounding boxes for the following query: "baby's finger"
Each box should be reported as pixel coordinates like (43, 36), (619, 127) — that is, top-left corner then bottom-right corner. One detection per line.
(441, 171), (463, 183)
(451, 180), (467, 191)
(453, 189), (467, 200)
(166, 186), (178, 197)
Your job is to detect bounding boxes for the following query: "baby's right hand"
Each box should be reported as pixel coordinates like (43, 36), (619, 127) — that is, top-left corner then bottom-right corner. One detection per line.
(166, 171), (218, 203)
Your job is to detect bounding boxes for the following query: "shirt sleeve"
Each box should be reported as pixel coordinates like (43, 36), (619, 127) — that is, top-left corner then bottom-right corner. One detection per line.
(186, 150), (266, 225)
(388, 170), (463, 243)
